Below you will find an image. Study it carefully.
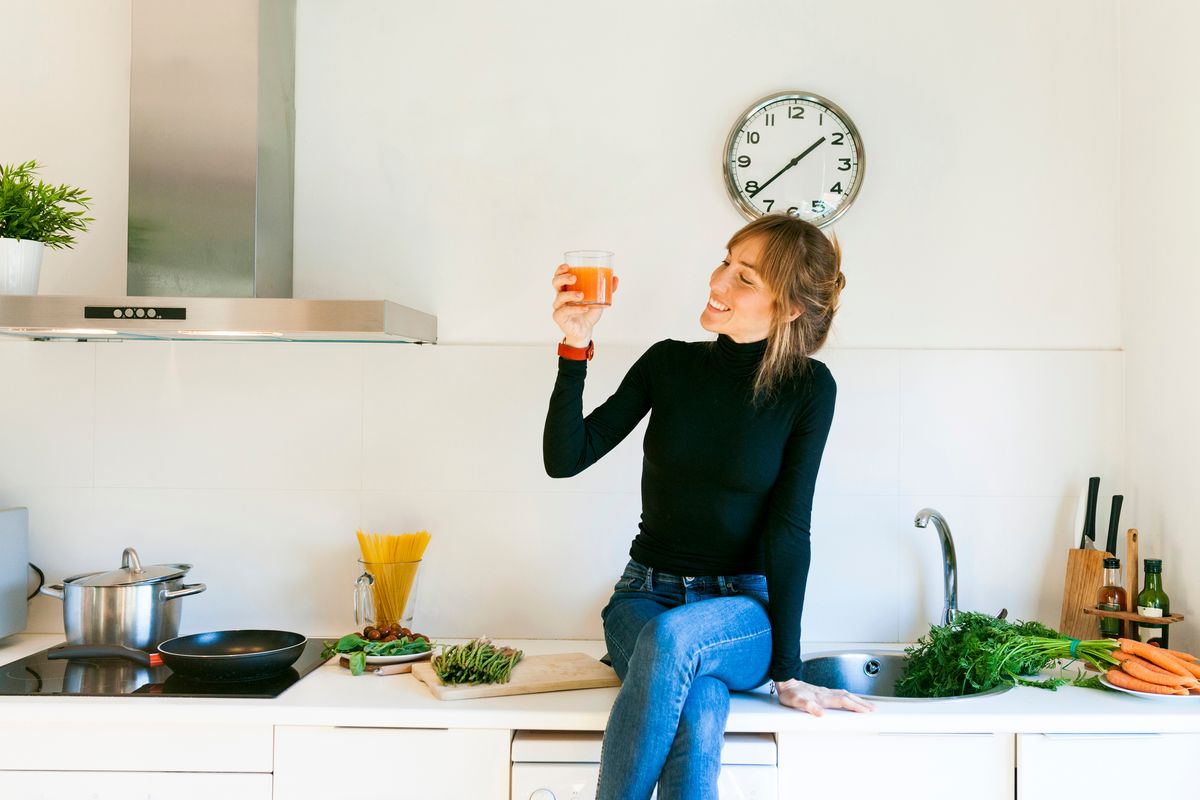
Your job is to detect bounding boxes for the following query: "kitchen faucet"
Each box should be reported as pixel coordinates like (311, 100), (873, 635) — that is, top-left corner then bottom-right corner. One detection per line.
(914, 508), (958, 626)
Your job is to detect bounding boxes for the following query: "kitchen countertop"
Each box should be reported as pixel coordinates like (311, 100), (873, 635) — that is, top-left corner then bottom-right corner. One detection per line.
(1, 633), (1198, 733)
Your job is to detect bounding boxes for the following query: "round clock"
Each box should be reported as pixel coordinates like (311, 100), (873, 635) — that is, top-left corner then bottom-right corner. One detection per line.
(723, 91), (865, 227)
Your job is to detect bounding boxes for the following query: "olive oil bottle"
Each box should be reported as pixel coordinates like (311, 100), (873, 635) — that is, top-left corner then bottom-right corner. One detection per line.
(1136, 558), (1170, 648)
(1095, 558), (1126, 639)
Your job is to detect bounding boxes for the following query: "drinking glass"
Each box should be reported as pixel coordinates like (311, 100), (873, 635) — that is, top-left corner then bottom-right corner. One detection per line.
(564, 250), (615, 306)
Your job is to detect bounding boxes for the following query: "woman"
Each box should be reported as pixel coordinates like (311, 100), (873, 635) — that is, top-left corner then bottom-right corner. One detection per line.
(543, 213), (873, 800)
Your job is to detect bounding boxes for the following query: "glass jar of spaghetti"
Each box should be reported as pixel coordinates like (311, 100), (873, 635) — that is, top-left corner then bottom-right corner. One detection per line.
(354, 559), (422, 629)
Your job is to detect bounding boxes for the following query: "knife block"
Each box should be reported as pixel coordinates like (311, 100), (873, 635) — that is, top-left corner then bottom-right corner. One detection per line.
(1059, 547), (1110, 640)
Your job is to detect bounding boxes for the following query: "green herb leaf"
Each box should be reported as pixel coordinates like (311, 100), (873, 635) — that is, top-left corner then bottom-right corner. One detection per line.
(0, 160), (93, 249)
(335, 634), (370, 653)
(1071, 672), (1108, 691)
(362, 636), (431, 657)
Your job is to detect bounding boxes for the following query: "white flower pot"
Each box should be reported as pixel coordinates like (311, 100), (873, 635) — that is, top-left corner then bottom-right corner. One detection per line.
(0, 238), (45, 295)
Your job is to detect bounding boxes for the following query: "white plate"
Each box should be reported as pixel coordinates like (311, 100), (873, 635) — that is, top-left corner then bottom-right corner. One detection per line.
(1099, 674), (1200, 699)
(339, 650), (432, 666)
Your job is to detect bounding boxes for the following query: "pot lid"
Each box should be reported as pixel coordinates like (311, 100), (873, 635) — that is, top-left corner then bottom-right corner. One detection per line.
(69, 547), (191, 587)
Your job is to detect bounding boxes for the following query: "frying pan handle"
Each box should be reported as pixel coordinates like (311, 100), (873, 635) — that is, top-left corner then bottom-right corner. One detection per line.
(161, 582), (206, 600)
(47, 644), (164, 668)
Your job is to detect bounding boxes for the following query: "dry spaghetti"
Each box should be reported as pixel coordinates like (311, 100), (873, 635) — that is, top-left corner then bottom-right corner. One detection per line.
(356, 529), (430, 626)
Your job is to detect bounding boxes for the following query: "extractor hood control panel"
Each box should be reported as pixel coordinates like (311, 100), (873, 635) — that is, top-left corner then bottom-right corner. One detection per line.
(84, 306), (187, 320)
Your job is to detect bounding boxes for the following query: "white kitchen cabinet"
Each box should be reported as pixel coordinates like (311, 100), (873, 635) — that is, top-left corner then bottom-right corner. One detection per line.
(0, 771), (271, 799)
(0, 722), (274, 772)
(273, 725), (510, 800)
(1018, 732), (1200, 796)
(778, 732), (1014, 800)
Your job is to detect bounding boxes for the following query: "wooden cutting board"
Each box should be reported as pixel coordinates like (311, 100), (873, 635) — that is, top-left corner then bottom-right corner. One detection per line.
(412, 652), (620, 700)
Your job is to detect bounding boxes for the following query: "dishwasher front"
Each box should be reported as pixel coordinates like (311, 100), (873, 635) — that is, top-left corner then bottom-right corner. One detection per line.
(511, 730), (778, 800)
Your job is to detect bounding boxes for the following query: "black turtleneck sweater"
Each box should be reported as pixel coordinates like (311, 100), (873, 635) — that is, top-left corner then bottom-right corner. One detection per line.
(543, 334), (836, 682)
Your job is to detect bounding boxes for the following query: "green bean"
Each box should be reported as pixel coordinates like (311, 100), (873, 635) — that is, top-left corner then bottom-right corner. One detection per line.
(433, 637), (524, 685)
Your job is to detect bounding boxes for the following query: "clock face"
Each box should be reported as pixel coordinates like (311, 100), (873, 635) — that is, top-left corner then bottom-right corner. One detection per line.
(724, 91), (865, 227)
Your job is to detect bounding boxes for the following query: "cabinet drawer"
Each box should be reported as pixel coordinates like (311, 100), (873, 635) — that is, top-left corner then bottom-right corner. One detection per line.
(0, 771), (271, 799)
(1018, 733), (1200, 797)
(779, 732), (1014, 800)
(274, 726), (510, 800)
(0, 722), (273, 772)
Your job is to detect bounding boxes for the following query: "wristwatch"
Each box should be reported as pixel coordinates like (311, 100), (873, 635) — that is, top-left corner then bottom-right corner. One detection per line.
(557, 339), (594, 361)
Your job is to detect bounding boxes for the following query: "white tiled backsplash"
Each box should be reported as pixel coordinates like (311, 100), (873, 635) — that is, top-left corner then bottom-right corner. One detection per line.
(0, 340), (1123, 643)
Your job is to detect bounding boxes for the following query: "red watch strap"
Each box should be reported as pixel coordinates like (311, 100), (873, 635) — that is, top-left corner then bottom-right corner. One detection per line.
(557, 339), (594, 361)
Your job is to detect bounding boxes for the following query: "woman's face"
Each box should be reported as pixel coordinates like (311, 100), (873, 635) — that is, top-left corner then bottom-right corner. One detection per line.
(700, 235), (779, 343)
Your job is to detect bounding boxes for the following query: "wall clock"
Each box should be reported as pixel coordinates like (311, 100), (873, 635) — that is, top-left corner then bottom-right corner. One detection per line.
(723, 90), (865, 227)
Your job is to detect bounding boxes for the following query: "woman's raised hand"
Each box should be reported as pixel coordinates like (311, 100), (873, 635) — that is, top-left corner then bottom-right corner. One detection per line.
(551, 264), (618, 347)
(773, 679), (876, 716)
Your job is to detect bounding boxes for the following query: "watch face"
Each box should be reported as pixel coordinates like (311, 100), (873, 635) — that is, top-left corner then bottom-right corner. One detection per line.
(724, 91), (865, 226)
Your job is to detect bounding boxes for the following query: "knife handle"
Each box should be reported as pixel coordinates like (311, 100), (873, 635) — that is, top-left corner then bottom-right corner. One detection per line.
(1082, 476), (1101, 545)
(1105, 495), (1124, 555)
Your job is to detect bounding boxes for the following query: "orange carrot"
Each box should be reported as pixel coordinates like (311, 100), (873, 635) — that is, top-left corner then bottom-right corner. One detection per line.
(1114, 651), (1188, 677)
(1117, 638), (1194, 678)
(1106, 668), (1188, 695)
(1120, 658), (1197, 687)
(1142, 649), (1200, 679)
(1147, 644), (1197, 663)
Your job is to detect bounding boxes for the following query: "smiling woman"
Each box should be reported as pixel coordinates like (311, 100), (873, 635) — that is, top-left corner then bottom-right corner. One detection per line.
(706, 214), (846, 404)
(543, 213), (855, 799)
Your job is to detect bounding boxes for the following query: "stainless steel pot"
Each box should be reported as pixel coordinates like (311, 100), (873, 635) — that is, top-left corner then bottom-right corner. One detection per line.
(40, 547), (206, 651)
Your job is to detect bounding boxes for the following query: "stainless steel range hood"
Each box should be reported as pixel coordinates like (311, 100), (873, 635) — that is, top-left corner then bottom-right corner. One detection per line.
(0, 295), (436, 343)
(0, 0), (436, 344)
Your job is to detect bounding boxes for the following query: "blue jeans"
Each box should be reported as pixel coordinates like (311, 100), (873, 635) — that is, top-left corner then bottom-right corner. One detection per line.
(597, 558), (772, 800)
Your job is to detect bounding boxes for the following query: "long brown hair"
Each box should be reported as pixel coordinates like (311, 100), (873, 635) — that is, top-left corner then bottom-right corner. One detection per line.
(726, 214), (845, 403)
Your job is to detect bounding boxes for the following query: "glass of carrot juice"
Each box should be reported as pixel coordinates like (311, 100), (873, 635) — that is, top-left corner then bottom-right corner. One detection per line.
(563, 250), (615, 306)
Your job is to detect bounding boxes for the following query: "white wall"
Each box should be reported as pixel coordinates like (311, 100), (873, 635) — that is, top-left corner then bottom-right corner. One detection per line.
(294, 0), (1121, 350)
(0, 341), (1122, 642)
(1, 0), (1134, 645)
(1121, 0), (1200, 655)
(0, 0), (130, 295)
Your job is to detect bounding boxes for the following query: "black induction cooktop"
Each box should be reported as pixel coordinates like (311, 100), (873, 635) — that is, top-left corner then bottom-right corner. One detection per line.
(0, 638), (331, 699)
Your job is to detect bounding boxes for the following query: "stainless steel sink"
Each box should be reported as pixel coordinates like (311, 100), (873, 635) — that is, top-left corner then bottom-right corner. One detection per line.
(799, 650), (1014, 702)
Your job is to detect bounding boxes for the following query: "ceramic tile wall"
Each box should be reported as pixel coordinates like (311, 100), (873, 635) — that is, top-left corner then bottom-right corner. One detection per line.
(0, 340), (1122, 643)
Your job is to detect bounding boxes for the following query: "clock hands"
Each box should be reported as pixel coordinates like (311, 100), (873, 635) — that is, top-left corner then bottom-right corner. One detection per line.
(748, 136), (826, 198)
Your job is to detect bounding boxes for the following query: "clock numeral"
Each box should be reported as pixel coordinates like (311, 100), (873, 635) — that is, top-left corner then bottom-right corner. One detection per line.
(786, 207), (800, 217)
(830, 182), (843, 194)
(764, 113), (775, 126)
(788, 106), (804, 119)
(762, 199), (775, 211)
(736, 155), (752, 168)
(746, 131), (761, 144)
(811, 200), (827, 214)
(744, 180), (760, 196)
(837, 158), (853, 171)
(831, 132), (845, 146)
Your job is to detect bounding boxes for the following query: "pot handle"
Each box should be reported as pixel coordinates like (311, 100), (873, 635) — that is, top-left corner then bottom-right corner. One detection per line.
(161, 582), (206, 601)
(39, 583), (65, 601)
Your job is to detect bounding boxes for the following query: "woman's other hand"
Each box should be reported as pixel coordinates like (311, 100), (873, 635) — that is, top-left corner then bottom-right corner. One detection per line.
(773, 678), (876, 716)
(552, 264), (619, 347)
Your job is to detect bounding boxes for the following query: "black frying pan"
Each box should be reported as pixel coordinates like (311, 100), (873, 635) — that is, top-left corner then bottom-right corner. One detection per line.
(48, 629), (306, 682)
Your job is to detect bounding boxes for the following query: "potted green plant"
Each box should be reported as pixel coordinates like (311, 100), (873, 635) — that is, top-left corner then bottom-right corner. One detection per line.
(0, 160), (93, 295)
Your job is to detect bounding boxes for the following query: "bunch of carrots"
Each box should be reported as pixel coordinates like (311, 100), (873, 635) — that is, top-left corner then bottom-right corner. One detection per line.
(1105, 638), (1200, 696)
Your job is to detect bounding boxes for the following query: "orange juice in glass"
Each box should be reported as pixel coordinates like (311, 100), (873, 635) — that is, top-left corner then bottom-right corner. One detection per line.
(564, 250), (615, 306)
